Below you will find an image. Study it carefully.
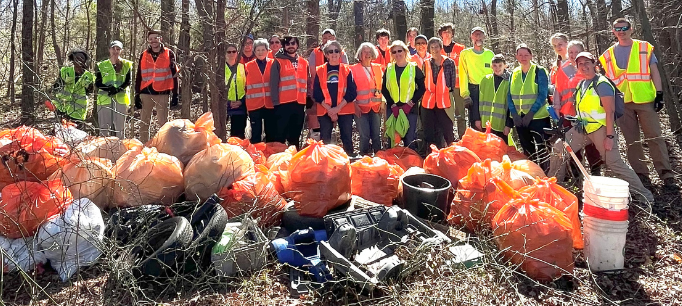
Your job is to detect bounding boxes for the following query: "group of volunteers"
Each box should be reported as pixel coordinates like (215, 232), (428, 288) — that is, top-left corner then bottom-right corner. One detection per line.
(48, 18), (675, 201)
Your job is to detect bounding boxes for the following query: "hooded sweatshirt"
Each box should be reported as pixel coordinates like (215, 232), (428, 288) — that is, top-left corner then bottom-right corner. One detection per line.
(269, 50), (310, 106)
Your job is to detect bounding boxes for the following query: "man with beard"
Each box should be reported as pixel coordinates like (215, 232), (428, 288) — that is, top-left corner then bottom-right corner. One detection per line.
(269, 35), (310, 149)
(459, 27), (495, 131)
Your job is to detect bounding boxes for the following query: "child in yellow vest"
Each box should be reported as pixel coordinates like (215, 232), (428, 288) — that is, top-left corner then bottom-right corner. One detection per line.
(477, 54), (513, 144)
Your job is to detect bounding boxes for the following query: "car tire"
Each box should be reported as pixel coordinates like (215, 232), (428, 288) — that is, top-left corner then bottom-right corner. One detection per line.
(132, 216), (193, 278)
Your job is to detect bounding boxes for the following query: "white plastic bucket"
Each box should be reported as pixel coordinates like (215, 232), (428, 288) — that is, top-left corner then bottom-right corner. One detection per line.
(583, 193), (630, 210)
(583, 217), (628, 271)
(583, 176), (630, 198)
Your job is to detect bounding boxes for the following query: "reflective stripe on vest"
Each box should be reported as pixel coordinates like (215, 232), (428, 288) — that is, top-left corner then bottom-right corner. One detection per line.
(422, 58), (452, 109)
(350, 63), (383, 113)
(245, 59), (274, 111)
(139, 48), (175, 92)
(599, 40), (656, 103)
(386, 62), (416, 104)
(575, 75), (611, 134)
(410, 53), (431, 70)
(554, 60), (584, 112)
(510, 63), (550, 119)
(225, 63), (246, 101)
(479, 74), (509, 132)
(96, 59), (132, 106)
(53, 66), (93, 120)
(316, 64), (353, 116)
(277, 57), (308, 105)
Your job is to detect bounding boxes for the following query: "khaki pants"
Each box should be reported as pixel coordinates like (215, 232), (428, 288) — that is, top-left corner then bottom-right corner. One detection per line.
(548, 126), (654, 203)
(139, 94), (170, 143)
(449, 88), (467, 138)
(97, 101), (128, 137)
(618, 102), (673, 180)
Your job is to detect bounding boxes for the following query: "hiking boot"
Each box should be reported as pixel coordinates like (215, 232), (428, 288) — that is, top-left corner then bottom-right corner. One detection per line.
(590, 165), (602, 176)
(637, 174), (652, 187)
(663, 177), (679, 190)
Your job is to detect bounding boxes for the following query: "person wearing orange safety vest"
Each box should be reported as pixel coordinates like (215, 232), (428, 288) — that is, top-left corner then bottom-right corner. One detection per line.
(269, 35), (310, 149)
(421, 37), (456, 154)
(410, 35), (431, 70)
(267, 35), (282, 59)
(245, 39), (276, 143)
(351, 42), (384, 155)
(438, 23), (467, 136)
(373, 28), (392, 70)
(599, 18), (675, 189)
(313, 41), (358, 156)
(134, 30), (179, 143)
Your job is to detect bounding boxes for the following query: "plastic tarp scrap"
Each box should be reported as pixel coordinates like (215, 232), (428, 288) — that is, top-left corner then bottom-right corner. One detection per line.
(1, 236), (46, 273)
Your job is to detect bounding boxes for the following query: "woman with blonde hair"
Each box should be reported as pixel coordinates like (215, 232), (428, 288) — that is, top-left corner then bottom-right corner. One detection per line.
(351, 42), (384, 155)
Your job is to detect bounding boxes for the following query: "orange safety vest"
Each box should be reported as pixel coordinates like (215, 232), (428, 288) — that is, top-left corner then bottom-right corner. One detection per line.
(267, 50), (275, 59)
(350, 63), (383, 113)
(139, 48), (175, 92)
(277, 57), (308, 105)
(311, 47), (347, 74)
(554, 60), (583, 116)
(316, 64), (355, 116)
(440, 42), (465, 88)
(422, 58), (452, 109)
(373, 47), (391, 70)
(244, 59), (274, 111)
(410, 53), (431, 71)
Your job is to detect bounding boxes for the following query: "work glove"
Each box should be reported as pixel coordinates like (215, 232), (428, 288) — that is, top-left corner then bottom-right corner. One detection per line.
(654, 91), (664, 112)
(170, 94), (179, 108)
(522, 111), (535, 127)
(463, 96), (473, 109)
(401, 103), (412, 115)
(512, 113), (523, 127)
(391, 105), (400, 118)
(134, 94), (142, 110)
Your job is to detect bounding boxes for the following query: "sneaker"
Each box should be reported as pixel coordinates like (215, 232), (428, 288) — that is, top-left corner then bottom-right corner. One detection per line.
(637, 174), (652, 187)
(663, 177), (679, 190)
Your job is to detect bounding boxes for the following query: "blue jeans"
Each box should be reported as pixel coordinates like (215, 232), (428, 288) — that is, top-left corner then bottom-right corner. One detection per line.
(356, 110), (382, 155)
(318, 114), (355, 155)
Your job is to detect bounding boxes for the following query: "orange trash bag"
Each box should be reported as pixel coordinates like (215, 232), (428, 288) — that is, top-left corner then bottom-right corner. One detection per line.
(375, 146), (423, 172)
(268, 159), (289, 195)
(506, 146), (527, 162)
(74, 136), (128, 162)
(49, 156), (115, 209)
(0, 179), (73, 239)
(282, 140), (351, 217)
(351, 156), (404, 206)
(456, 122), (507, 162)
(511, 159), (546, 179)
(256, 142), (289, 159)
(265, 146), (297, 169)
(493, 156), (535, 189)
(228, 137), (267, 165)
(148, 112), (221, 165)
(423, 144), (481, 188)
(122, 139), (144, 152)
(184, 143), (254, 201)
(0, 126), (70, 189)
(492, 197), (575, 282)
(519, 177), (583, 249)
(113, 147), (185, 207)
(218, 170), (287, 228)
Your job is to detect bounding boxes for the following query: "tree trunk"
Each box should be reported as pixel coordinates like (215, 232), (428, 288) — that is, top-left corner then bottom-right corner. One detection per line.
(63, 0), (70, 61)
(112, 2), (121, 41)
(611, 0), (622, 20)
(556, 0), (570, 34)
(36, 0), (49, 75)
(507, 0), (515, 50)
(8, 0), (18, 103)
(179, 0), (192, 119)
(50, 0), (62, 66)
(353, 0), (364, 51)
(490, 0), (499, 52)
(85, 0), (92, 53)
(328, 0), (343, 30)
(594, 0), (609, 54)
(393, 0), (407, 42)
(306, 0), (320, 49)
(96, 0), (113, 62)
(420, 0), (434, 38)
(197, 0), (214, 114)
(22, 0), (36, 124)
(161, 0), (175, 46)
(214, 0), (227, 140)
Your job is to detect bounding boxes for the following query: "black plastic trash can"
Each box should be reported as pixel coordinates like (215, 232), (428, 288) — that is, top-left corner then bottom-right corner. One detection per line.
(401, 173), (452, 222)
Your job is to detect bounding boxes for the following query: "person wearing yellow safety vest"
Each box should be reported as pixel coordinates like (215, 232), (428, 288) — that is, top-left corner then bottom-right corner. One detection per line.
(381, 40), (426, 149)
(508, 44), (551, 172)
(351, 42), (384, 155)
(95, 41), (132, 137)
(421, 37), (456, 154)
(477, 54), (513, 144)
(51, 49), (94, 125)
(134, 30), (179, 143)
(599, 18), (675, 189)
(225, 43), (247, 139)
(459, 27), (494, 132)
(549, 52), (654, 203)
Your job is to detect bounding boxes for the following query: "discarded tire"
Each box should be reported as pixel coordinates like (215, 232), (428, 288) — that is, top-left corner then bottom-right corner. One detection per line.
(132, 216), (193, 278)
(106, 205), (172, 245)
(182, 195), (228, 274)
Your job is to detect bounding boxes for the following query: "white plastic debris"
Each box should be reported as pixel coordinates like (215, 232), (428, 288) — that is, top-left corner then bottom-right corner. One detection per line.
(37, 198), (104, 281)
(54, 122), (88, 147)
(1, 236), (47, 273)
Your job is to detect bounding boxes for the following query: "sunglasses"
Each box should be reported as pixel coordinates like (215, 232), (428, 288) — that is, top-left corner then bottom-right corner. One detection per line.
(285, 41), (297, 46)
(391, 49), (404, 54)
(226, 50), (237, 54)
(325, 49), (341, 54)
(270, 41), (281, 45)
(613, 25), (630, 32)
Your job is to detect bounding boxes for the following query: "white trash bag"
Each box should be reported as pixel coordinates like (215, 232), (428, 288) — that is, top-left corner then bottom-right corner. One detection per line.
(37, 198), (105, 281)
(1, 236), (46, 273)
(53, 122), (88, 148)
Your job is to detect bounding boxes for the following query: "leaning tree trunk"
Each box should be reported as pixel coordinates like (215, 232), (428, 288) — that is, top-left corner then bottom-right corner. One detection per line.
(306, 0), (320, 49)
(22, 0), (36, 124)
(393, 0), (408, 43)
(353, 0), (364, 52)
(214, 0), (227, 140)
(96, 0), (113, 62)
(179, 0), (192, 119)
(420, 0), (434, 38)
(556, 0), (570, 34)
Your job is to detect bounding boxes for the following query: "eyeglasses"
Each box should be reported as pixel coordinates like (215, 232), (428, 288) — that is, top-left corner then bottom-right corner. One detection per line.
(270, 41), (281, 45)
(285, 41), (297, 46)
(415, 42), (427, 45)
(325, 49), (341, 54)
(613, 25), (630, 32)
(226, 50), (237, 54)
(391, 49), (404, 54)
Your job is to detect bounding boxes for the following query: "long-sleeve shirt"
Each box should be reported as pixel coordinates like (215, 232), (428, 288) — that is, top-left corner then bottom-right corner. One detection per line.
(226, 62), (247, 115)
(134, 45), (179, 96)
(381, 65), (426, 114)
(95, 62), (132, 91)
(53, 69), (94, 94)
(507, 66), (548, 116)
(428, 57), (457, 91)
(312, 63), (357, 108)
(493, 73), (515, 128)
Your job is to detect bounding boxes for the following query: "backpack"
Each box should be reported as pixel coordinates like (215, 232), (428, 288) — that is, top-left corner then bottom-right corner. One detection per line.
(578, 74), (625, 119)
